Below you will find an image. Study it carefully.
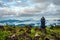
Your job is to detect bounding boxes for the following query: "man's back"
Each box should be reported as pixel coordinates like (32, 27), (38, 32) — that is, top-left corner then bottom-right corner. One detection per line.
(41, 17), (45, 28)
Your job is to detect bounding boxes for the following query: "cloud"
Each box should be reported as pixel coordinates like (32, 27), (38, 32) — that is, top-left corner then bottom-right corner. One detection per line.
(31, 0), (50, 3)
(0, 0), (29, 7)
(31, 0), (60, 5)
(0, 1), (8, 7)
(0, 0), (15, 2)
(0, 8), (16, 16)
(53, 0), (60, 5)
(0, 0), (60, 19)
(15, 1), (29, 6)
(0, 3), (60, 17)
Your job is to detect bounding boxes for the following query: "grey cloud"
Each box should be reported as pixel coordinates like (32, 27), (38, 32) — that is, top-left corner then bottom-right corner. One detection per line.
(0, 1), (7, 7)
(0, 8), (16, 16)
(16, 13), (39, 17)
(0, 2), (4, 7)
(53, 0), (60, 5)
(0, 3), (60, 17)
(31, 0), (50, 3)
(22, 3), (48, 14)
(31, 0), (60, 5)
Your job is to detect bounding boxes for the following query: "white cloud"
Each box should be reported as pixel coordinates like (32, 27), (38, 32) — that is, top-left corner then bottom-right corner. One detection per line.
(0, 0), (60, 19)
(0, 3), (60, 16)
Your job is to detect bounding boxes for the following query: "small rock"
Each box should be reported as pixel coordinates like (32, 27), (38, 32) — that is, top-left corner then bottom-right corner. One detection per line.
(45, 38), (50, 40)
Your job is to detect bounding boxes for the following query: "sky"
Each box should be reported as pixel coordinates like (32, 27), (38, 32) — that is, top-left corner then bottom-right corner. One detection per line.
(0, 0), (60, 20)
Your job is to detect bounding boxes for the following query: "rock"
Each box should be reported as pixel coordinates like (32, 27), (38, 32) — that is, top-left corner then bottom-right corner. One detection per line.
(11, 34), (18, 40)
(5, 35), (12, 40)
(41, 33), (46, 40)
(45, 38), (50, 40)
(19, 29), (24, 31)
(33, 33), (40, 40)
(26, 29), (31, 34)
(0, 25), (4, 31)
(33, 36), (40, 40)
(41, 28), (46, 33)
(51, 33), (60, 40)
(50, 39), (55, 40)
(35, 33), (40, 37)
(26, 36), (32, 40)
(55, 34), (60, 40)
(11, 34), (16, 38)
(18, 32), (32, 40)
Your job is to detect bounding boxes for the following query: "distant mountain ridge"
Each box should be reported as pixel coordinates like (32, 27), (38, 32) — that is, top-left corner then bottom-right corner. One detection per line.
(0, 19), (33, 23)
(0, 19), (40, 26)
(0, 19), (60, 26)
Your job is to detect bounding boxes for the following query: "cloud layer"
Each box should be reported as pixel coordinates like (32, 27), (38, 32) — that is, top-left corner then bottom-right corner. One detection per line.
(0, 0), (60, 20)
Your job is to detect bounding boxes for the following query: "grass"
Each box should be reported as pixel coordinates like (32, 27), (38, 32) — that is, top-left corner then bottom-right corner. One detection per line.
(0, 25), (60, 40)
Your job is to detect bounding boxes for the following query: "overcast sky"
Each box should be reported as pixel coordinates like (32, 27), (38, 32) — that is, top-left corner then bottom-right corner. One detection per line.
(0, 0), (60, 20)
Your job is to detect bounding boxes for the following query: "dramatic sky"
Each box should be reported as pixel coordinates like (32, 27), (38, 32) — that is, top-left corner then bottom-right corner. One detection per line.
(0, 0), (60, 20)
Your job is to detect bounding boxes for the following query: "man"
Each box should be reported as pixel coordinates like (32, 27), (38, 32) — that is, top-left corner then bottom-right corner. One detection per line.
(41, 17), (46, 28)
